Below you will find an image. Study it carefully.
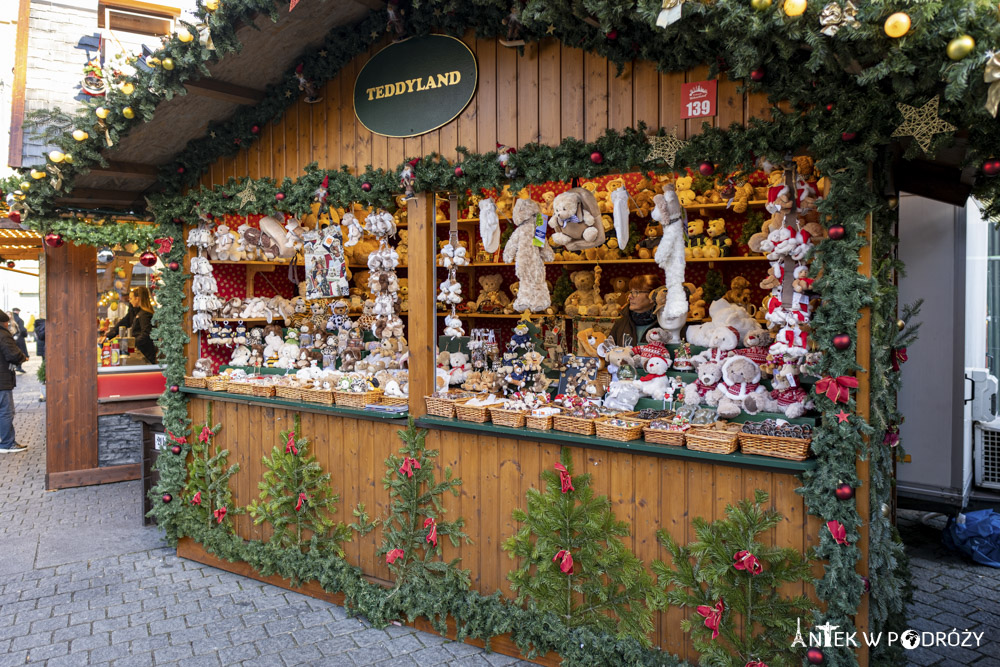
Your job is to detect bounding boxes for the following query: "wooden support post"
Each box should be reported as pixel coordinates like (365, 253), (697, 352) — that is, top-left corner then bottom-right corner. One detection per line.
(854, 210), (873, 666)
(407, 193), (436, 417)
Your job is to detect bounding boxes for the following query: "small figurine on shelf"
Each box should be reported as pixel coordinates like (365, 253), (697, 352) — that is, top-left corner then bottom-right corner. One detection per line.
(386, 0), (405, 39)
(400, 161), (416, 200)
(510, 321), (532, 350)
(499, 4), (525, 47)
(326, 300), (352, 333)
(704, 218), (732, 257)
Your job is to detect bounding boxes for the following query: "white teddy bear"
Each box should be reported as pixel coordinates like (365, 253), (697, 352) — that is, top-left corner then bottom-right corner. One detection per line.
(638, 356), (672, 400)
(443, 314), (464, 338)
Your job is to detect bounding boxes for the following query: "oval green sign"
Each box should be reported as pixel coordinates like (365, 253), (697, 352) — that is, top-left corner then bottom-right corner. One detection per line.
(354, 35), (478, 138)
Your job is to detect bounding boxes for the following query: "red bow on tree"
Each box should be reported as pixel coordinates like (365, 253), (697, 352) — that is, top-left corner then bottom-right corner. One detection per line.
(553, 549), (574, 575)
(285, 432), (298, 455)
(295, 492), (307, 511)
(696, 599), (725, 640)
(827, 520), (850, 545)
(399, 456), (421, 478)
(733, 550), (763, 575)
(199, 426), (212, 443)
(385, 548), (404, 565)
(891, 347), (908, 372)
(813, 375), (859, 404)
(154, 237), (173, 255)
(554, 462), (574, 493)
(883, 426), (900, 447)
(167, 431), (187, 445)
(191, 491), (201, 505)
(214, 507), (226, 523)
(424, 517), (438, 547)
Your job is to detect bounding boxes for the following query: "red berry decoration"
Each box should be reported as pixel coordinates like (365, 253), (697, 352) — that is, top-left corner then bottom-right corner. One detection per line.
(825, 103), (835, 112)
(827, 224), (845, 240)
(832, 334), (851, 350)
(275, 192), (285, 201)
(171, 445), (182, 455)
(454, 166), (464, 177)
(139, 251), (157, 267)
(44, 232), (64, 248)
(250, 125), (260, 134)
(170, 384), (179, 393)
(750, 68), (765, 81)
(162, 493), (173, 503)
(605, 29), (618, 40)
(983, 159), (1000, 176)
(699, 161), (715, 176)
(806, 648), (824, 665)
(835, 482), (855, 500)
(168, 261), (180, 271)
(361, 182), (372, 192)
(590, 151), (603, 164)
(841, 131), (857, 141)
(176, 166), (185, 174)
(6, 261), (14, 269)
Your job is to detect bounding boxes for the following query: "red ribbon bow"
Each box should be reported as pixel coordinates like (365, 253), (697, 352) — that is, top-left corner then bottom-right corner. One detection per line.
(554, 462), (574, 493)
(295, 492), (307, 511)
(883, 426), (900, 447)
(696, 599), (725, 640)
(424, 517), (438, 547)
(385, 548), (404, 565)
(214, 507), (226, 523)
(191, 491), (201, 505)
(167, 431), (187, 445)
(814, 375), (859, 404)
(891, 347), (908, 372)
(733, 550), (763, 575)
(199, 426), (212, 443)
(153, 237), (173, 255)
(553, 549), (574, 575)
(285, 432), (298, 455)
(399, 456), (421, 478)
(827, 520), (850, 545)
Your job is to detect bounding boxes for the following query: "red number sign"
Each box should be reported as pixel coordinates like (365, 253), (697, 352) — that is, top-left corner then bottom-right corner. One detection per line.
(680, 80), (717, 119)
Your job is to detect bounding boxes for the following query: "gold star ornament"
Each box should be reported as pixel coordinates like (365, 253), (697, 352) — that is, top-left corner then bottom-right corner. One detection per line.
(235, 181), (257, 209)
(891, 96), (956, 154)
(646, 128), (686, 167)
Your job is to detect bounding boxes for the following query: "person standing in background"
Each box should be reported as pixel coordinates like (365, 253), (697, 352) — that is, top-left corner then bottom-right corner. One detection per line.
(0, 311), (28, 453)
(10, 309), (27, 374)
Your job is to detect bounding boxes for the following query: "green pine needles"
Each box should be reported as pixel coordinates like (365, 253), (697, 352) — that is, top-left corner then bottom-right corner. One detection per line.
(182, 404), (241, 530)
(504, 448), (664, 646)
(655, 489), (813, 667)
(247, 415), (351, 554)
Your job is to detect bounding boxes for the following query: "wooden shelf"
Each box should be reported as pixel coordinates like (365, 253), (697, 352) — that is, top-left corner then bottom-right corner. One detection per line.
(209, 259), (302, 265)
(461, 256), (767, 268)
(446, 200), (770, 225)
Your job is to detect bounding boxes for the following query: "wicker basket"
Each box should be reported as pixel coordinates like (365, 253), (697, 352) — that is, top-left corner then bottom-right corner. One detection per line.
(183, 376), (207, 389)
(739, 433), (812, 461)
(227, 382), (276, 398)
(525, 411), (558, 430)
(643, 426), (687, 447)
(425, 394), (460, 418)
(685, 426), (739, 454)
(275, 385), (335, 405)
(552, 413), (596, 435)
(335, 389), (383, 409)
(381, 396), (409, 407)
(595, 418), (645, 442)
(206, 377), (229, 392)
(454, 399), (493, 423)
(489, 407), (527, 428)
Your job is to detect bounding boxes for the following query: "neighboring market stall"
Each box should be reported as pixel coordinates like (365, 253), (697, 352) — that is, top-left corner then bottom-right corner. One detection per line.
(10, 2), (1000, 665)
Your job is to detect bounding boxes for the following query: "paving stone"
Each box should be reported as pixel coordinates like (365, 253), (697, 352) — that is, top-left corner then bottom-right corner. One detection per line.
(219, 642), (259, 664)
(347, 643), (393, 665)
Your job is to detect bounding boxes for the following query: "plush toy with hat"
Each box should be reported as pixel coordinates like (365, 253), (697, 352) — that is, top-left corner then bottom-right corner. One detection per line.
(638, 355), (673, 400)
(710, 355), (768, 419)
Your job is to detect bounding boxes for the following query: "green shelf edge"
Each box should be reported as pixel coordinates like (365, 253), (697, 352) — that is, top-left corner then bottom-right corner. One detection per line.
(181, 388), (410, 422)
(415, 416), (818, 474)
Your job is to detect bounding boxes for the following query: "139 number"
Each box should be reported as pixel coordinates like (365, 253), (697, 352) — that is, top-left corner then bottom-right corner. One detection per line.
(686, 100), (712, 117)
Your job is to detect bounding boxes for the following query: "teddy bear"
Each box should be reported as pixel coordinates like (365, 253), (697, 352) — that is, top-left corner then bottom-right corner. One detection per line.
(495, 185), (516, 219)
(690, 324), (740, 367)
(597, 237), (623, 260)
(637, 219), (663, 259)
(724, 276), (752, 307)
(192, 357), (214, 378)
(576, 327), (606, 359)
(395, 229), (408, 266)
(710, 355), (768, 418)
(685, 218), (707, 259)
(448, 351), (470, 385)
(469, 273), (511, 313)
(605, 277), (630, 309)
(563, 269), (603, 317)
(760, 365), (814, 418)
(704, 218), (732, 258)
(435, 350), (451, 390)
(686, 283), (707, 320)
(548, 188), (605, 251)
(504, 198), (556, 313)
(632, 327), (671, 368)
(346, 233), (380, 267)
(539, 191), (556, 217)
(674, 175), (696, 206)
(443, 314), (465, 338)
(683, 362), (723, 407)
(638, 356), (673, 401)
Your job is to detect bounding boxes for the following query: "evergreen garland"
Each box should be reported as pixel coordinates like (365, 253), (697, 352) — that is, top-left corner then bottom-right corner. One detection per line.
(179, 404), (242, 531)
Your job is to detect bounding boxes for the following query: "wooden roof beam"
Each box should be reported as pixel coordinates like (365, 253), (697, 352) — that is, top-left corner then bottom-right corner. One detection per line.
(185, 79), (265, 105)
(90, 161), (159, 177)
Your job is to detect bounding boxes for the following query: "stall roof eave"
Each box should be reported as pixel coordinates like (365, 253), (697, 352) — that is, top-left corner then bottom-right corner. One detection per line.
(63, 0), (371, 210)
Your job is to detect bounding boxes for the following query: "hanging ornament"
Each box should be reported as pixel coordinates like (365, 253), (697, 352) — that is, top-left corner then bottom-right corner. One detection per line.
(63, 154), (73, 164)
(883, 12), (910, 38)
(827, 224), (845, 239)
(887, 195), (899, 209)
(819, 1), (858, 36)
(751, 0), (771, 9)
(5, 261), (14, 269)
(454, 166), (464, 177)
(825, 103), (834, 111)
(162, 58), (175, 70)
(48, 150), (65, 163)
(783, 0), (807, 17)
(947, 35), (976, 61)
(95, 106), (109, 119)
(699, 160), (715, 175)
(139, 251), (157, 267)
(275, 192), (285, 201)
(836, 410), (850, 423)
(590, 151), (604, 164)
(862, 575), (870, 592)
(176, 166), (185, 174)
(749, 68), (765, 81)
(832, 333), (851, 350)
(119, 82), (134, 95)
(177, 27), (194, 42)
(170, 384), (179, 393)
(655, 0), (686, 28)
(162, 493), (173, 503)
(983, 159), (1000, 176)
(29, 169), (45, 180)
(881, 503), (891, 518)
(840, 131), (857, 141)
(168, 261), (180, 271)
(645, 128), (686, 167)
(891, 96), (956, 154)
(361, 181), (372, 192)
(122, 107), (135, 119)
(72, 129), (88, 141)
(97, 247), (114, 264)
(235, 180), (257, 208)
(171, 444), (182, 455)
(806, 647), (824, 665)
(835, 482), (854, 500)
(251, 125), (260, 134)
(44, 233), (64, 248)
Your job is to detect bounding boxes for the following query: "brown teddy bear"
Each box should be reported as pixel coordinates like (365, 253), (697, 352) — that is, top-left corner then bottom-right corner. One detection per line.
(637, 219), (663, 259)
(503, 198), (555, 313)
(685, 218), (707, 259)
(704, 218), (732, 257)
(549, 188), (605, 251)
(468, 273), (511, 313)
(564, 269), (603, 316)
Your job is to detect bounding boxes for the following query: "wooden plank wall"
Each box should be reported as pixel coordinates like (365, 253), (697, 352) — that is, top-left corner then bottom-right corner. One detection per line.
(201, 34), (770, 186)
(188, 397), (821, 662)
(46, 243), (99, 487)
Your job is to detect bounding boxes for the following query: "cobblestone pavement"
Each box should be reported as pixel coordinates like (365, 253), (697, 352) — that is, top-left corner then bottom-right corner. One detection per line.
(898, 510), (1000, 667)
(0, 357), (530, 667)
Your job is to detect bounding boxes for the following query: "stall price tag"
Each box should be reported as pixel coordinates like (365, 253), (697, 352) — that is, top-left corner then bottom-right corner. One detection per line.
(680, 80), (717, 119)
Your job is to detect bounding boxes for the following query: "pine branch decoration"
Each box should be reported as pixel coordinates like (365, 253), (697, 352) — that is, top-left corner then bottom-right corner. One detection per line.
(182, 404), (241, 530)
(503, 448), (664, 646)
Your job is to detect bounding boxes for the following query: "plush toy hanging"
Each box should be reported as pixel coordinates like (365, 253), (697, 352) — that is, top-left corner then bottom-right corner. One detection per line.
(438, 194), (465, 338)
(610, 186), (630, 250)
(365, 210), (401, 341)
(479, 197), (500, 253)
(503, 198), (555, 312)
(548, 187), (605, 251)
(187, 206), (220, 333)
(652, 185), (689, 321)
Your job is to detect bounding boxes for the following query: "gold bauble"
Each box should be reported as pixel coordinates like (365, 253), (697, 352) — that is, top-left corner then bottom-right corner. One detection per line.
(205, 0), (219, 10)
(947, 35), (975, 60)
(162, 58), (174, 70)
(72, 129), (88, 141)
(48, 150), (65, 163)
(95, 106), (109, 119)
(881, 503), (891, 518)
(63, 153), (73, 164)
(120, 82), (135, 95)
(30, 169), (45, 180)
(896, 319), (905, 331)
(177, 28), (194, 43)
(887, 196), (899, 210)
(122, 107), (135, 119)
(20, 182), (30, 190)
(751, 0), (772, 9)
(783, 0), (806, 17)
(884, 12), (910, 38)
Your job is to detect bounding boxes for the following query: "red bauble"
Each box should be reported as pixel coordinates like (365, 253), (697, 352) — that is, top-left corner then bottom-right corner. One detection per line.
(832, 334), (851, 350)
(605, 29), (618, 40)
(750, 68), (765, 81)
(44, 233), (63, 248)
(139, 251), (157, 267)
(6, 261), (14, 269)
(176, 166), (185, 174)
(590, 151), (604, 164)
(169, 384), (179, 393)
(361, 182), (372, 192)
(171, 445), (182, 455)
(699, 161), (715, 176)
(862, 575), (870, 592)
(835, 482), (855, 500)
(827, 224), (845, 240)
(806, 648), (824, 665)
(168, 261), (180, 271)
(7, 211), (20, 224)
(825, 103), (835, 112)
(983, 159), (1000, 176)
(250, 125), (260, 134)
(275, 192), (285, 201)
(454, 166), (464, 177)
(162, 493), (173, 503)
(841, 131), (857, 141)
